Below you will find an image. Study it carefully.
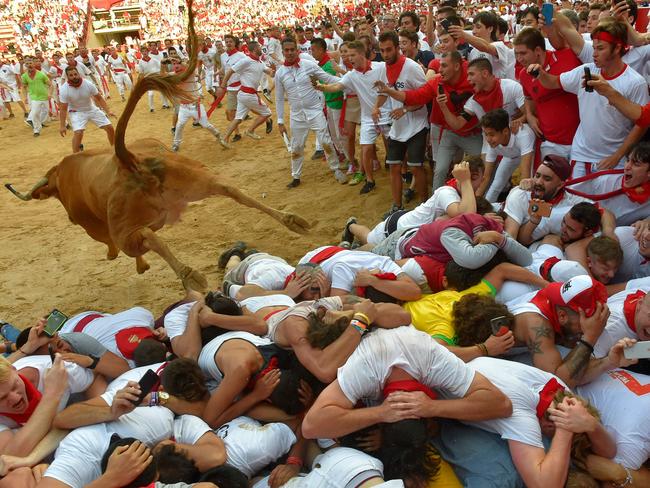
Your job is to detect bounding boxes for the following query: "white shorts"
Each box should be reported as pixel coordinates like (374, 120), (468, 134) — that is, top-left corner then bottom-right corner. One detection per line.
(235, 91), (271, 120)
(360, 122), (390, 145)
(366, 221), (387, 246)
(540, 140), (571, 161)
(1, 86), (20, 102)
(69, 108), (111, 131)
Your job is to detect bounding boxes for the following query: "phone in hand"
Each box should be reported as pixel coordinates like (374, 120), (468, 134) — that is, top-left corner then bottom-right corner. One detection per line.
(541, 3), (554, 26)
(132, 369), (160, 406)
(623, 341), (650, 359)
(530, 67), (540, 78)
(162, 51), (168, 59)
(584, 66), (593, 92)
(44, 309), (68, 337)
(440, 18), (451, 32)
(366, 13), (375, 24)
(528, 199), (552, 218)
(438, 83), (445, 95)
(490, 316), (510, 336)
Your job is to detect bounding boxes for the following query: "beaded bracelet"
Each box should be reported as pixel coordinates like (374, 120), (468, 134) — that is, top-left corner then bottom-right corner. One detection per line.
(350, 319), (367, 335)
(149, 391), (159, 407)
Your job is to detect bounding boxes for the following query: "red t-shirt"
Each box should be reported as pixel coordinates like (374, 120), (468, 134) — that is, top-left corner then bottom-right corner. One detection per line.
(427, 58), (441, 73)
(637, 102), (650, 128)
(519, 49), (581, 145)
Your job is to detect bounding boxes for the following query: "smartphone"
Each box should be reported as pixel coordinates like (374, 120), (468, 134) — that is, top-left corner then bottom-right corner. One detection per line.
(624, 341), (650, 359)
(44, 309), (68, 337)
(366, 14), (375, 24)
(132, 369), (159, 406)
(528, 200), (552, 218)
(438, 83), (445, 95)
(440, 18), (451, 32)
(490, 316), (510, 336)
(584, 66), (593, 92)
(162, 51), (168, 59)
(48, 343), (56, 363)
(530, 67), (540, 78)
(541, 3), (554, 26)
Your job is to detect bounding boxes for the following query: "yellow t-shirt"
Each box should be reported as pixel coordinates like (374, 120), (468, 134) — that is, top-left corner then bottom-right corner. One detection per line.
(403, 279), (496, 345)
(429, 458), (462, 488)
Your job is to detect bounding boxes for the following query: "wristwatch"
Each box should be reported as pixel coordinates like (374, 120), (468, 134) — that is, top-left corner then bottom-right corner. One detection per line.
(159, 392), (170, 406)
(88, 355), (100, 370)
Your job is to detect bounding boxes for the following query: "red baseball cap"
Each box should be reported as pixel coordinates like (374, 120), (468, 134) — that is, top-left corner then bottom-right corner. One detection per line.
(546, 275), (608, 317)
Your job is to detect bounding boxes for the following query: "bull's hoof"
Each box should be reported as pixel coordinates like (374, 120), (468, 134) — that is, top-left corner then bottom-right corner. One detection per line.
(180, 267), (208, 292)
(281, 212), (311, 234)
(107, 248), (119, 260)
(136, 256), (150, 274)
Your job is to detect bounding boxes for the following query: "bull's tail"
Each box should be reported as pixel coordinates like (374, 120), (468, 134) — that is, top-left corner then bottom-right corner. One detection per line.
(114, 0), (199, 173)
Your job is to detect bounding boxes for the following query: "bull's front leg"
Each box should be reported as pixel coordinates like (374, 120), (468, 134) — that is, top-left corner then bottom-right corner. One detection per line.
(138, 227), (208, 291)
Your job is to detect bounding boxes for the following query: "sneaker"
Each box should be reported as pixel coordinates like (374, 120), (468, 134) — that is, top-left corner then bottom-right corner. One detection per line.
(150, 109), (154, 113)
(262, 89), (273, 103)
(25, 119), (33, 128)
(171, 127), (176, 134)
(244, 131), (261, 140)
(218, 241), (247, 269)
(359, 181), (376, 194)
(232, 134), (242, 142)
(33, 132), (40, 137)
(311, 150), (325, 160)
(8, 113), (14, 119)
(334, 169), (347, 184)
(79, 144), (84, 151)
(217, 135), (231, 149)
(341, 216), (357, 244)
(192, 122), (201, 127)
(23, 112), (28, 119)
(121, 95), (125, 101)
(402, 171), (413, 184)
(172, 143), (180, 152)
(403, 188), (416, 203)
(348, 172), (365, 186)
(287, 178), (301, 189)
(346, 164), (357, 175)
(162, 104), (170, 109)
(338, 240), (352, 249)
(1, 323), (20, 343)
(265, 119), (273, 134)
(66, 123), (71, 130)
(382, 203), (403, 220)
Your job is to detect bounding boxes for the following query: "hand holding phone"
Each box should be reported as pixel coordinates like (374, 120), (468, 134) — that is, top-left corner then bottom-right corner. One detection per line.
(528, 199), (552, 219)
(541, 3), (554, 26)
(44, 309), (68, 337)
(490, 316), (510, 336)
(438, 83), (445, 95)
(623, 341), (650, 359)
(584, 67), (593, 92)
(131, 369), (159, 406)
(440, 18), (451, 32)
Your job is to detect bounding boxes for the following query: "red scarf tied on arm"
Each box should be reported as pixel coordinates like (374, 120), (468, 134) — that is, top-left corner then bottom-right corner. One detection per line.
(472, 78), (503, 113)
(385, 55), (406, 86)
(4, 375), (42, 425)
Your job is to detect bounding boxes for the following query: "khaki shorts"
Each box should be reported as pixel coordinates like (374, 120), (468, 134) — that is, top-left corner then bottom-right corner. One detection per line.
(344, 96), (361, 124)
(226, 90), (238, 111)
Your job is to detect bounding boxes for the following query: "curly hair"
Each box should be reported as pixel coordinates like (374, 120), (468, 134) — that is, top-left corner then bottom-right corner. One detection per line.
(305, 312), (349, 349)
(161, 358), (208, 402)
(452, 294), (514, 346)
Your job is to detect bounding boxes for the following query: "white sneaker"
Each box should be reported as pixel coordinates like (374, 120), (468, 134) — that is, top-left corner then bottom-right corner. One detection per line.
(172, 143), (180, 152)
(334, 169), (348, 184)
(217, 135), (231, 149)
(244, 131), (261, 140)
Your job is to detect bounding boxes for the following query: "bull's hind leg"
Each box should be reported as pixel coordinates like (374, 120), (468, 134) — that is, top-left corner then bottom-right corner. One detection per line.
(186, 177), (311, 234)
(107, 242), (119, 260)
(138, 227), (208, 291)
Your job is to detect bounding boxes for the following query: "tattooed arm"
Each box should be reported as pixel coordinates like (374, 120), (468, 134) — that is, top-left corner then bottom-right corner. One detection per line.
(526, 319), (591, 389)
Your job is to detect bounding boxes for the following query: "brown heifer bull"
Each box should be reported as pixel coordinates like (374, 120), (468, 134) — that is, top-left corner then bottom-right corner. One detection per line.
(4, 3), (310, 291)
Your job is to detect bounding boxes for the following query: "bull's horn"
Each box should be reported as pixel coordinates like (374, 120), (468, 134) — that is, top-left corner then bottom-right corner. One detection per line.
(4, 177), (49, 201)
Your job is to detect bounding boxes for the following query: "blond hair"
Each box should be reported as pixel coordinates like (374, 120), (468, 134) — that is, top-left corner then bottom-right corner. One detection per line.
(0, 356), (14, 383)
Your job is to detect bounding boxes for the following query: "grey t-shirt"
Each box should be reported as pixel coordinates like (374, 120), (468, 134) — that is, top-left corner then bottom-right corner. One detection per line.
(59, 332), (108, 357)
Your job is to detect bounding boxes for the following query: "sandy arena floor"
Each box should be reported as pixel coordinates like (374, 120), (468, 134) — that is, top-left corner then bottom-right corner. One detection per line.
(0, 84), (401, 326)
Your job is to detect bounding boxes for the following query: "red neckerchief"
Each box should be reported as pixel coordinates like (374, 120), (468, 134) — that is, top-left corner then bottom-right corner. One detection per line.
(536, 377), (564, 419)
(530, 288), (562, 334)
(248, 53), (260, 61)
(67, 59), (77, 67)
(68, 78), (82, 87)
(383, 380), (437, 400)
(624, 290), (646, 332)
(472, 78), (504, 112)
(386, 55), (406, 86)
(284, 58), (300, 68)
(355, 60), (372, 74)
(344, 60), (353, 70)
(445, 178), (458, 191)
(324, 34), (333, 39)
(546, 188), (565, 205)
(142, 55), (151, 62)
(246, 356), (279, 390)
(226, 49), (239, 56)
(565, 169), (650, 204)
(4, 375), (42, 425)
(355, 272), (397, 298)
(201, 47), (209, 53)
(318, 53), (331, 67)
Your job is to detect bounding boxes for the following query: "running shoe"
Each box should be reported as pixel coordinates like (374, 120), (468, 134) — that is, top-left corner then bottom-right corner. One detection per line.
(348, 172), (365, 186)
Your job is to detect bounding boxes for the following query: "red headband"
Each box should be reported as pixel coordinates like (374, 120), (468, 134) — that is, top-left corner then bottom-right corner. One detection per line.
(592, 31), (626, 47)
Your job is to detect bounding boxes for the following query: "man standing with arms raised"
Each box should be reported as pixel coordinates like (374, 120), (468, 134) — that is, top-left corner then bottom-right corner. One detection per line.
(275, 38), (347, 188)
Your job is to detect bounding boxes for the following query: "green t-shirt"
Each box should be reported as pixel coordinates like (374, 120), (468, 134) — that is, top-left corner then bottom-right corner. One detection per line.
(320, 60), (344, 110)
(21, 71), (49, 101)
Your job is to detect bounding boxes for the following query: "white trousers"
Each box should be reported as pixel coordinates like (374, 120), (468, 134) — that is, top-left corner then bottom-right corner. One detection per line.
(326, 106), (350, 161)
(485, 156), (521, 203)
(289, 113), (338, 179)
(173, 102), (219, 146)
(28, 100), (48, 133)
(113, 72), (132, 96)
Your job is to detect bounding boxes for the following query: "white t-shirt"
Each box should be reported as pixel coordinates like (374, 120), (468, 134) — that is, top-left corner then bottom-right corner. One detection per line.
(580, 42), (650, 85)
(464, 78), (525, 120)
(383, 57), (428, 142)
(164, 302), (194, 340)
(0, 355), (94, 432)
(566, 173), (650, 227)
(467, 357), (569, 448)
(613, 226), (650, 282)
(396, 186), (460, 230)
(298, 247), (403, 292)
(337, 326), (475, 405)
(59, 79), (99, 112)
(0, 64), (17, 88)
(576, 369), (650, 469)
(485, 124), (535, 162)
(221, 51), (247, 90)
(106, 55), (129, 72)
(593, 284), (649, 357)
(504, 186), (591, 242)
(266, 38), (283, 65)
(216, 416), (296, 477)
(232, 55), (265, 89)
(559, 63), (649, 163)
(468, 41), (516, 80)
(244, 258), (295, 290)
(138, 57), (161, 76)
(339, 62), (392, 126)
(298, 40), (311, 54)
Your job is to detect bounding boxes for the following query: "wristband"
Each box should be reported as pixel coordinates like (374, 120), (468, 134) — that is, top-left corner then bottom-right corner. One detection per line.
(476, 343), (488, 356)
(353, 312), (370, 325)
(286, 456), (303, 467)
(613, 465), (633, 487)
(350, 319), (367, 335)
(87, 355), (100, 370)
(578, 338), (594, 354)
(149, 391), (159, 407)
